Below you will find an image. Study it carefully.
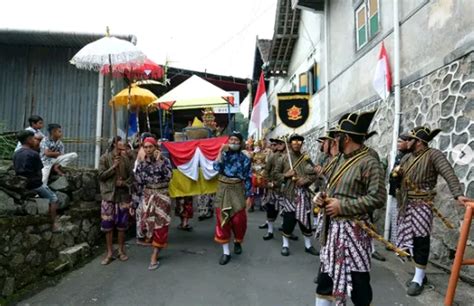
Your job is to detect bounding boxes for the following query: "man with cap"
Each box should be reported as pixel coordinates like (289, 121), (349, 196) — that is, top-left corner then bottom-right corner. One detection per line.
(314, 110), (386, 306)
(213, 131), (252, 265)
(387, 133), (410, 244)
(259, 136), (286, 240)
(274, 134), (319, 257)
(396, 126), (470, 296)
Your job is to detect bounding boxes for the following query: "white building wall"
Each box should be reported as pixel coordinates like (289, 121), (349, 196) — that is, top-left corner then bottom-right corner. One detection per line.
(267, 9), (324, 137)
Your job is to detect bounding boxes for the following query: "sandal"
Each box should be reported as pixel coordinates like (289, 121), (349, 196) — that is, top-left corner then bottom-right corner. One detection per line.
(117, 252), (129, 261)
(148, 261), (160, 271)
(101, 256), (114, 265)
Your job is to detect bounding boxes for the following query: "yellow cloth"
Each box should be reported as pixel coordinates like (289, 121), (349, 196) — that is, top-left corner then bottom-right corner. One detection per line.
(191, 117), (204, 127)
(169, 169), (218, 197)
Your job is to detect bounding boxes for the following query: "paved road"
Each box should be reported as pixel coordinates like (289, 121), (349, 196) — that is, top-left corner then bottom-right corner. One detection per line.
(21, 212), (421, 306)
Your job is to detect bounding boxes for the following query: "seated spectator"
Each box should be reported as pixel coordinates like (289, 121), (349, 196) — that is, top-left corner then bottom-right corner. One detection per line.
(15, 115), (45, 152)
(40, 123), (78, 185)
(13, 130), (60, 231)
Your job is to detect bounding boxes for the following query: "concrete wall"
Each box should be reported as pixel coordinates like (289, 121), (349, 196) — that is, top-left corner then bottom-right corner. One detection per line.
(327, 0), (474, 119)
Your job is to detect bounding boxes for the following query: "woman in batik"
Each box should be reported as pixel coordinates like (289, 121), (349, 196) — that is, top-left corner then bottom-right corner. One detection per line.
(135, 137), (173, 270)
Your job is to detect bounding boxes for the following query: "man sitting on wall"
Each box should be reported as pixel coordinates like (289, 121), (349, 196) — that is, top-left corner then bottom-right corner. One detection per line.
(13, 130), (61, 231)
(40, 123), (78, 185)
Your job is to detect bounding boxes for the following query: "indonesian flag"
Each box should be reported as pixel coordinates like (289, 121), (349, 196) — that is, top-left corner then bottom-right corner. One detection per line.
(248, 72), (269, 138)
(372, 42), (392, 100)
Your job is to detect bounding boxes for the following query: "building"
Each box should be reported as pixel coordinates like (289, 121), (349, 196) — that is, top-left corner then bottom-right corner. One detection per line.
(262, 0), (474, 276)
(0, 29), (133, 167)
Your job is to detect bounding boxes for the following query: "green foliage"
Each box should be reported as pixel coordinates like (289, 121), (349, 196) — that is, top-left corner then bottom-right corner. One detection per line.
(0, 122), (16, 160)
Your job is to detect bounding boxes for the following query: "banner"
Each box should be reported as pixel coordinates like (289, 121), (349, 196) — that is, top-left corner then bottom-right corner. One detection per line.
(277, 93), (310, 128)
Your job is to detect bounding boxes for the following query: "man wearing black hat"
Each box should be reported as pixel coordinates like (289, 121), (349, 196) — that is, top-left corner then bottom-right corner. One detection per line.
(213, 131), (252, 265)
(314, 110), (386, 306)
(396, 126), (469, 296)
(259, 137), (285, 240)
(274, 134), (318, 257)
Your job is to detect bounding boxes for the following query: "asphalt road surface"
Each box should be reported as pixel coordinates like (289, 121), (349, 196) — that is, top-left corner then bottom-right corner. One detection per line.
(21, 211), (421, 306)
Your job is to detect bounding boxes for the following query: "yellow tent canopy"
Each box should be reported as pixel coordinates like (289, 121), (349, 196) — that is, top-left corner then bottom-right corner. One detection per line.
(110, 83), (157, 107)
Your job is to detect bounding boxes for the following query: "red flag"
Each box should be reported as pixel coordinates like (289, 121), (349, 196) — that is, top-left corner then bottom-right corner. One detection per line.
(248, 72), (269, 137)
(373, 42), (392, 100)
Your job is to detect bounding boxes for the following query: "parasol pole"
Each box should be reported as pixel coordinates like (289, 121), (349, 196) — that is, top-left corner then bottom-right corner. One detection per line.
(109, 54), (118, 139)
(137, 108), (141, 134)
(146, 107), (151, 132)
(158, 107), (164, 139)
(227, 101), (232, 132)
(125, 83), (131, 143)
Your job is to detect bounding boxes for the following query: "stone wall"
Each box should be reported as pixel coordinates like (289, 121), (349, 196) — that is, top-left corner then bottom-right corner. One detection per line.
(0, 164), (102, 301)
(303, 52), (474, 276)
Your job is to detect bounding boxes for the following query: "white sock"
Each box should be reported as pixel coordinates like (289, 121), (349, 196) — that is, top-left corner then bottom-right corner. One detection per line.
(268, 221), (274, 234)
(282, 236), (290, 248)
(222, 243), (230, 255)
(371, 240), (375, 254)
(412, 267), (426, 285)
(315, 297), (333, 306)
(304, 236), (312, 249)
(313, 216), (318, 228)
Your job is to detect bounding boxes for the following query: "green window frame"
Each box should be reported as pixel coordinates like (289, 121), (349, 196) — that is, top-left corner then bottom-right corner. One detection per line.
(355, 0), (380, 50)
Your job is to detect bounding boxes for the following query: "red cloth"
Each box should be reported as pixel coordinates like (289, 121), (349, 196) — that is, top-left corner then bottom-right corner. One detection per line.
(175, 197), (194, 219)
(152, 226), (169, 248)
(162, 136), (228, 166)
(143, 137), (157, 146)
(214, 208), (247, 244)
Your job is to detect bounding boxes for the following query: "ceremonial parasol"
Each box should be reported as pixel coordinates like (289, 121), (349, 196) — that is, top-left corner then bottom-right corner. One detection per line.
(100, 58), (164, 80)
(69, 27), (146, 138)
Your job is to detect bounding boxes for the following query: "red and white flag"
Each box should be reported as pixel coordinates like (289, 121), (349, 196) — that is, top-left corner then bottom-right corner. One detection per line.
(372, 42), (392, 100)
(248, 72), (269, 138)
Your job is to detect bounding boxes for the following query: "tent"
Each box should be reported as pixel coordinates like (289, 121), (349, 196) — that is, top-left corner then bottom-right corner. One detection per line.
(150, 75), (235, 110)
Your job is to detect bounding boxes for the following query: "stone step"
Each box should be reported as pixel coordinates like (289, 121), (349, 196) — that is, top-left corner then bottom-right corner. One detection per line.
(59, 242), (90, 268)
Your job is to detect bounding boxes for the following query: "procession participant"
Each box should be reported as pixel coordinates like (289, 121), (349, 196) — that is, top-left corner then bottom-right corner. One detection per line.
(396, 126), (469, 296)
(314, 110), (386, 306)
(387, 133), (410, 244)
(99, 137), (134, 265)
(176, 196), (194, 231)
(274, 134), (318, 257)
(260, 137), (285, 240)
(40, 123), (78, 185)
(313, 131), (338, 230)
(213, 131), (252, 265)
(134, 137), (173, 270)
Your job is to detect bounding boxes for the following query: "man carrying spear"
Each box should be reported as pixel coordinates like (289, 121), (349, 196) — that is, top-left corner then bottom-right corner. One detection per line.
(274, 134), (319, 257)
(396, 126), (470, 296)
(314, 110), (386, 306)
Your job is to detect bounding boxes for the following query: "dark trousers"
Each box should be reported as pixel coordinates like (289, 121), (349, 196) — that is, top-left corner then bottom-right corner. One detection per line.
(266, 204), (279, 222)
(282, 211), (312, 237)
(316, 271), (372, 306)
(413, 236), (430, 267)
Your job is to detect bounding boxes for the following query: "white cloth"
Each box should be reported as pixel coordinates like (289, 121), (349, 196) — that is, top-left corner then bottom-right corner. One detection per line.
(304, 236), (312, 249)
(42, 152), (78, 185)
(315, 298), (333, 306)
(389, 196), (399, 243)
(282, 236), (289, 248)
(268, 221), (274, 234)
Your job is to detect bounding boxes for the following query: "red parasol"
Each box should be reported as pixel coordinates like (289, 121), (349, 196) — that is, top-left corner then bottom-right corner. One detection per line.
(100, 57), (164, 80)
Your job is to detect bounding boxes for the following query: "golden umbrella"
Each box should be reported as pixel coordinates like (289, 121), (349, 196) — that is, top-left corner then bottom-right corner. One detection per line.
(109, 83), (157, 107)
(110, 84), (158, 140)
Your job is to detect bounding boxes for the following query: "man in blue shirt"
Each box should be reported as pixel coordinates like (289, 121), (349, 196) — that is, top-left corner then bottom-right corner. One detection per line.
(213, 131), (252, 265)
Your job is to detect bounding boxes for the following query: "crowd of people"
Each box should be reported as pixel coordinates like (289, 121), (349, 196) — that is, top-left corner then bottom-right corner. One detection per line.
(11, 109), (472, 305)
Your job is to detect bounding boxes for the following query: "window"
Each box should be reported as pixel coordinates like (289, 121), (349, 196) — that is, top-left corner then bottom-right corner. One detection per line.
(299, 73), (308, 93)
(355, 0), (380, 50)
(307, 62), (320, 95)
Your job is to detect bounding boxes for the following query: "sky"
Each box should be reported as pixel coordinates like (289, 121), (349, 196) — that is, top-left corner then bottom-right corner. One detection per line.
(0, 0), (277, 79)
